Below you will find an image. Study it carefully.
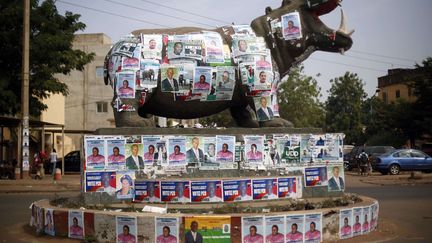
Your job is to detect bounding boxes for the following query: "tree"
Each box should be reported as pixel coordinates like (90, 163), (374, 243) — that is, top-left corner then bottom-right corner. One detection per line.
(278, 65), (325, 128)
(325, 72), (367, 144)
(0, 0), (94, 117)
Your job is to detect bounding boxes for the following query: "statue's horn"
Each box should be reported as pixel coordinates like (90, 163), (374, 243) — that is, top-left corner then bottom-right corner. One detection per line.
(337, 8), (355, 36)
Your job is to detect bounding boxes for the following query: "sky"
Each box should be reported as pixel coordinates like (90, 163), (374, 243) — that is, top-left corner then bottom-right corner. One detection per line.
(55, 0), (432, 101)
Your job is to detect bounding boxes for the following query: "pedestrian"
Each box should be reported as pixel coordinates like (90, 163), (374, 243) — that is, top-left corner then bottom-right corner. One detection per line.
(34, 151), (44, 180)
(357, 150), (369, 176)
(50, 149), (58, 180)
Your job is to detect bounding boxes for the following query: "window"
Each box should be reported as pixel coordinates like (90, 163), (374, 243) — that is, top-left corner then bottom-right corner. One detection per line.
(395, 90), (400, 98)
(96, 66), (104, 78)
(382, 92), (388, 104)
(96, 102), (108, 113)
(411, 151), (426, 158)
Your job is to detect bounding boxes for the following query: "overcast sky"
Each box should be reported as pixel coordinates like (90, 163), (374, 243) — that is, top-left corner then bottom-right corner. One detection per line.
(56, 0), (432, 100)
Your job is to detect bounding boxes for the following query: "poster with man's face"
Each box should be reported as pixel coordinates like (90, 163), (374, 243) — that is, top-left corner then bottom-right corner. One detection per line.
(264, 216), (285, 243)
(141, 34), (162, 60)
(222, 179), (252, 202)
(252, 178), (278, 200)
(282, 12), (302, 40)
(339, 209), (353, 239)
(242, 216), (264, 243)
(185, 216), (231, 242)
(254, 96), (274, 122)
(106, 137), (126, 170)
(116, 216), (137, 243)
(286, 214), (305, 243)
(161, 181), (190, 203)
(85, 136), (106, 170)
(304, 213), (322, 243)
(68, 210), (84, 239)
(190, 180), (222, 202)
(155, 217), (179, 243)
(44, 208), (55, 236)
(116, 71), (136, 99)
(85, 171), (116, 194)
(134, 180), (161, 203)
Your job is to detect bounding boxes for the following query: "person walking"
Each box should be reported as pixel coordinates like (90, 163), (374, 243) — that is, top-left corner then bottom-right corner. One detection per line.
(50, 149), (58, 181)
(34, 151), (44, 180)
(358, 150), (369, 176)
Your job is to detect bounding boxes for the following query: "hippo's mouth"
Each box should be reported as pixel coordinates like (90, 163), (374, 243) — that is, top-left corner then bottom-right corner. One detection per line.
(307, 0), (354, 53)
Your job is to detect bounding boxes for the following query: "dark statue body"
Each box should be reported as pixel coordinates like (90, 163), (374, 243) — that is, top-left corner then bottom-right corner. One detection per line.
(104, 0), (353, 128)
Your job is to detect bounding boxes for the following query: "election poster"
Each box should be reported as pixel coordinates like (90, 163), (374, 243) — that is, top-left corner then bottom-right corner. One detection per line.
(106, 137), (126, 170)
(161, 181), (191, 203)
(244, 135), (265, 165)
(155, 136), (168, 166)
(232, 36), (266, 58)
(304, 213), (322, 243)
(124, 143), (144, 171)
(142, 136), (160, 165)
(216, 135), (235, 167)
(300, 135), (315, 162)
(167, 137), (187, 167)
(279, 135), (301, 164)
(352, 207), (363, 237)
(282, 12), (302, 40)
(215, 66), (235, 92)
(85, 136), (106, 170)
(203, 31), (225, 63)
(125, 135), (141, 144)
(190, 180), (223, 203)
(116, 216), (137, 243)
(177, 64), (194, 92)
(252, 178), (278, 200)
(339, 209), (353, 239)
(122, 57), (140, 70)
(155, 217), (179, 243)
(252, 69), (272, 91)
(141, 34), (163, 60)
(115, 171), (135, 200)
(134, 180), (161, 203)
(184, 216), (231, 243)
(140, 59), (159, 89)
(371, 201), (379, 231)
(327, 165), (345, 192)
(35, 206), (44, 234)
(242, 216), (264, 243)
(201, 137), (219, 169)
(304, 166), (328, 187)
(85, 171), (116, 195)
(113, 40), (138, 58)
(286, 214), (304, 243)
(232, 25), (256, 36)
(239, 62), (256, 85)
(264, 216), (285, 243)
(362, 206), (371, 234)
(116, 71), (136, 99)
(277, 177), (299, 199)
(185, 136), (205, 168)
(68, 210), (84, 239)
(44, 208), (55, 236)
(254, 96), (274, 122)
(168, 34), (203, 60)
(222, 179), (252, 202)
(160, 65), (181, 92)
(193, 67), (213, 94)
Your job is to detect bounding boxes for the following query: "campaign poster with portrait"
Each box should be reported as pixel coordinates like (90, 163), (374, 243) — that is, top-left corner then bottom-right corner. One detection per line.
(222, 179), (252, 202)
(116, 71), (136, 99)
(352, 207), (363, 237)
(300, 134), (315, 162)
(160, 65), (181, 92)
(185, 136), (204, 168)
(201, 137), (218, 169)
(327, 165), (345, 192)
(85, 171), (116, 195)
(242, 216), (264, 243)
(193, 67), (213, 94)
(216, 135), (236, 167)
(252, 178), (278, 200)
(279, 135), (301, 164)
(167, 137), (187, 166)
(304, 166), (328, 187)
(265, 216), (285, 243)
(286, 215), (304, 243)
(68, 210), (84, 239)
(155, 136), (168, 166)
(85, 136), (106, 170)
(108, 55), (122, 85)
(240, 62), (256, 85)
(125, 135), (141, 144)
(140, 59), (160, 89)
(116, 216), (137, 243)
(371, 201), (379, 231)
(106, 137), (126, 170)
(215, 66), (235, 92)
(177, 63), (194, 92)
(244, 135), (265, 164)
(203, 31), (225, 63)
(124, 143), (144, 171)
(161, 181), (191, 203)
(253, 69), (272, 91)
(115, 171), (136, 200)
(190, 180), (223, 203)
(141, 34), (163, 60)
(44, 208), (55, 236)
(317, 134), (342, 162)
(168, 35), (203, 60)
(362, 206), (371, 234)
(122, 57), (140, 70)
(35, 206), (44, 233)
(155, 217), (179, 243)
(185, 216), (231, 242)
(134, 180), (161, 203)
(254, 96), (274, 122)
(339, 209), (353, 239)
(233, 25), (256, 36)
(278, 177), (299, 199)
(142, 136), (160, 165)
(304, 213), (322, 243)
(232, 36), (266, 58)
(282, 12), (302, 40)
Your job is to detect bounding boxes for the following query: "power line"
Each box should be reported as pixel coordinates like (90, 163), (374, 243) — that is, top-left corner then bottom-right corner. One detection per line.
(350, 49), (418, 63)
(309, 57), (388, 73)
(103, 0), (216, 28)
(57, 0), (172, 28)
(343, 54), (413, 68)
(137, 0), (231, 26)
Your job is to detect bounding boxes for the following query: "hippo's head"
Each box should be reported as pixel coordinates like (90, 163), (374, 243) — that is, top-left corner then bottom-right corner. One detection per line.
(251, 0), (353, 77)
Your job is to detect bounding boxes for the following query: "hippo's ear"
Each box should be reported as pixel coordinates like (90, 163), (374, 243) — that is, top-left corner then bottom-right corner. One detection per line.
(265, 6), (273, 15)
(281, 0), (292, 7)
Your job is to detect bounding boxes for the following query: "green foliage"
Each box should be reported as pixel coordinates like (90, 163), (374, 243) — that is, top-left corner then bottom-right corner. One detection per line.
(0, 0), (94, 117)
(325, 72), (367, 144)
(278, 65), (325, 128)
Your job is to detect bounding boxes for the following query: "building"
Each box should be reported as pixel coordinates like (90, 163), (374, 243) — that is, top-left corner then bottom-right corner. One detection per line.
(377, 68), (419, 104)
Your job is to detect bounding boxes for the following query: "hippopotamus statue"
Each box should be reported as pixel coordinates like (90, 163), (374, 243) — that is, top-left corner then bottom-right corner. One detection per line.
(104, 0), (353, 128)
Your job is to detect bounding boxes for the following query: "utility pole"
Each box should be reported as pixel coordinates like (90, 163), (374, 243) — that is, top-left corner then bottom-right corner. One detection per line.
(21, 0), (30, 178)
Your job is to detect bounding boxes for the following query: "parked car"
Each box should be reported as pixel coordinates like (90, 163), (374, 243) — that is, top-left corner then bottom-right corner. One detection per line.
(344, 146), (396, 171)
(373, 149), (432, 175)
(421, 143), (432, 156)
(45, 150), (81, 174)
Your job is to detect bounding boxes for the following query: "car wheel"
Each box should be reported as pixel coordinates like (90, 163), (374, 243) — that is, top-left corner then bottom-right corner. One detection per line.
(389, 164), (400, 175)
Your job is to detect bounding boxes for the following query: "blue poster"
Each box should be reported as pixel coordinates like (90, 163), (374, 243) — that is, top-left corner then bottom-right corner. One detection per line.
(161, 181), (190, 203)
(190, 180), (223, 202)
(222, 179), (252, 202)
(278, 177), (298, 198)
(252, 178), (278, 200)
(134, 180), (161, 203)
(85, 171), (116, 195)
(304, 167), (328, 187)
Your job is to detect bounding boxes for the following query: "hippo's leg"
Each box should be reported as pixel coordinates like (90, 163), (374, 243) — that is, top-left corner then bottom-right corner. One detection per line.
(230, 106), (259, 128)
(259, 117), (294, 127)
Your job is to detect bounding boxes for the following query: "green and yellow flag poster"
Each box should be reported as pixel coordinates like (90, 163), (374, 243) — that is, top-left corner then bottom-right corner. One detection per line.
(185, 216), (231, 243)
